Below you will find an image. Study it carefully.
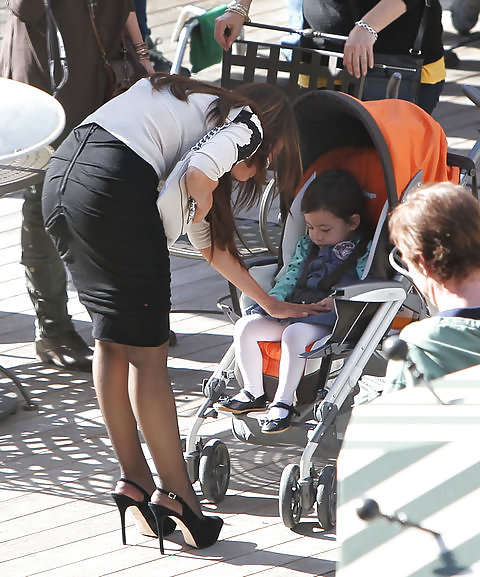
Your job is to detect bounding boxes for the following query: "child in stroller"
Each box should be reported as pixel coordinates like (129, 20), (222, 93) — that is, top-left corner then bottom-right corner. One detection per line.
(217, 168), (373, 433)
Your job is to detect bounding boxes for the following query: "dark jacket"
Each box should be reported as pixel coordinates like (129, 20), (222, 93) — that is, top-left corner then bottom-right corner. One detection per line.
(0, 0), (137, 141)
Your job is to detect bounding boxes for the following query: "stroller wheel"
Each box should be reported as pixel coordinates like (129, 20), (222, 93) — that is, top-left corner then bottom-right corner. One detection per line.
(199, 439), (230, 503)
(316, 464), (337, 530)
(279, 464), (303, 529)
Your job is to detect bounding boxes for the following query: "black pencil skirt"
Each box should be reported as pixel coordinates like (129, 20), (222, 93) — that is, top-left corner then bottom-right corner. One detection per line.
(42, 124), (171, 347)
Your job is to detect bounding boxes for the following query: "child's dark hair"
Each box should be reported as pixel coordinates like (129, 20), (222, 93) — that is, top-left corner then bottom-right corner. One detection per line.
(301, 169), (372, 235)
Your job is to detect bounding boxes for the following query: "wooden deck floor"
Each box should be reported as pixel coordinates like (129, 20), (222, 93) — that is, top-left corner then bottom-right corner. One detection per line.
(1, 2), (480, 576)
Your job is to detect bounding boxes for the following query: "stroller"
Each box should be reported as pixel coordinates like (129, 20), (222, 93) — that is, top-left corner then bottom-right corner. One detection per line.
(182, 90), (471, 530)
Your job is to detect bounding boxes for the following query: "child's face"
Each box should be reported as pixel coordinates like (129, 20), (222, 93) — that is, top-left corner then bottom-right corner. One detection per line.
(304, 209), (360, 248)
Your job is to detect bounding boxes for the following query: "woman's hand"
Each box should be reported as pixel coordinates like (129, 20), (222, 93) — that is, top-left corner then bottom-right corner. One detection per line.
(200, 247), (328, 319)
(185, 167), (217, 222)
(343, 25), (376, 78)
(139, 57), (155, 76)
(261, 297), (327, 319)
(214, 10), (245, 51)
(315, 297), (334, 312)
(343, 0), (407, 78)
(124, 11), (155, 76)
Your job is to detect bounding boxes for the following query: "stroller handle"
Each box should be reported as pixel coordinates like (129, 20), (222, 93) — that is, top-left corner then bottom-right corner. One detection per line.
(245, 21), (347, 46)
(243, 22), (418, 73)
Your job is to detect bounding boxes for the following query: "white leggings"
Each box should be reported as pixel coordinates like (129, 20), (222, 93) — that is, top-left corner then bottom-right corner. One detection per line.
(233, 313), (329, 406)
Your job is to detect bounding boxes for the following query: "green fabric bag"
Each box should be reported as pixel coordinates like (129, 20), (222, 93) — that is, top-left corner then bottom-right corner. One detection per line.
(189, 5), (227, 73)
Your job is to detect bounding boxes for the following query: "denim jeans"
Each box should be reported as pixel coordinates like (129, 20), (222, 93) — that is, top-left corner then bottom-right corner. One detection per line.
(22, 183), (74, 338)
(418, 80), (445, 115)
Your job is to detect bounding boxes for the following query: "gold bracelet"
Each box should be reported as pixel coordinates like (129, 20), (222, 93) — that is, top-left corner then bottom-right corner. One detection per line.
(226, 1), (251, 23)
(134, 41), (150, 60)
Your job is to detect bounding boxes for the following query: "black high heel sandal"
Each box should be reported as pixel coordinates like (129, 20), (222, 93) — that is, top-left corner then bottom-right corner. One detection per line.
(148, 488), (223, 554)
(111, 478), (176, 545)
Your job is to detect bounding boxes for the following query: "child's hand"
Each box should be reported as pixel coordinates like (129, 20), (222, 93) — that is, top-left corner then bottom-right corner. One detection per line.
(315, 297), (334, 312)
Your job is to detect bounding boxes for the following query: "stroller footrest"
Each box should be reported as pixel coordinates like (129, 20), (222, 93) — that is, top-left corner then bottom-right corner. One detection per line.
(301, 342), (353, 359)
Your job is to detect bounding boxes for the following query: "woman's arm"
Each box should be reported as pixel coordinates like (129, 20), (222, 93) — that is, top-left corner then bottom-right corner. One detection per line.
(185, 167), (218, 223)
(343, 0), (408, 77)
(269, 236), (310, 301)
(124, 10), (155, 75)
(214, 0), (252, 51)
(200, 245), (326, 319)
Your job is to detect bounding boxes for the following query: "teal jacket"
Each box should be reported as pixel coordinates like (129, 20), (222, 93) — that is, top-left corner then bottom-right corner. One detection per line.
(386, 313), (480, 390)
(247, 234), (370, 327)
(269, 234), (369, 302)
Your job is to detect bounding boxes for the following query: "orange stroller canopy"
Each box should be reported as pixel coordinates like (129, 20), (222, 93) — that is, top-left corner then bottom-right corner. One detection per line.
(294, 91), (459, 210)
(360, 96), (458, 195)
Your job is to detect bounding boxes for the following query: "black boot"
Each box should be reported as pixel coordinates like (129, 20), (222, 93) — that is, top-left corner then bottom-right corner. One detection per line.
(36, 330), (93, 372)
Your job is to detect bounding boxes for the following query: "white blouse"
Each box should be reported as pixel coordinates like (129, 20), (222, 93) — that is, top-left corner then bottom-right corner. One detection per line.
(80, 78), (263, 249)
(81, 78), (262, 180)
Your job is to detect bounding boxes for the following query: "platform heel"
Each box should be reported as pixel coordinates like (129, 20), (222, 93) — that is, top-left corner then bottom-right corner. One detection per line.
(111, 478), (175, 544)
(148, 488), (223, 554)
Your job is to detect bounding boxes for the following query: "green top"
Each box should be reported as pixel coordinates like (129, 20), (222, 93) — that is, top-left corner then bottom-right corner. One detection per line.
(386, 315), (480, 390)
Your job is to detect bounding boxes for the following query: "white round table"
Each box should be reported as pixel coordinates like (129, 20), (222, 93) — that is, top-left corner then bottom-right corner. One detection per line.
(0, 78), (65, 418)
(0, 77), (65, 196)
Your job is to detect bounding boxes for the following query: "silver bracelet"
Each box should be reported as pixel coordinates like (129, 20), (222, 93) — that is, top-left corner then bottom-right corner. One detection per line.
(354, 20), (378, 41)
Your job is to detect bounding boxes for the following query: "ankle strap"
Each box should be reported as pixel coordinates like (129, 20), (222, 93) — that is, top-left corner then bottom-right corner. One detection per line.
(269, 402), (299, 415)
(118, 477), (149, 500)
(156, 487), (187, 505)
(241, 389), (256, 402)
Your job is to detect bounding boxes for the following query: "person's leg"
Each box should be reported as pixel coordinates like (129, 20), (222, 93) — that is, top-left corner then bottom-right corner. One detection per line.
(22, 183), (73, 338)
(94, 339), (200, 514)
(22, 183), (92, 371)
(133, 0), (150, 40)
(232, 313), (285, 401)
(267, 322), (329, 420)
(417, 80), (445, 115)
(128, 342), (202, 515)
(93, 340), (155, 499)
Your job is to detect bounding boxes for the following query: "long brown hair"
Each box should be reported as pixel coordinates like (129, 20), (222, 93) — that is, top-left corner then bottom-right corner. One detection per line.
(150, 74), (302, 260)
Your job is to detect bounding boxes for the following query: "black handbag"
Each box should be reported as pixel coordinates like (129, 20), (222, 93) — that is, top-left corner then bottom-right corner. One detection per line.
(87, 1), (145, 101)
(351, 0), (430, 104)
(362, 51), (424, 103)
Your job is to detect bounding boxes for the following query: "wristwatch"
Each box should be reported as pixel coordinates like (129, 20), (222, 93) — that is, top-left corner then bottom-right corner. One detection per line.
(187, 196), (197, 224)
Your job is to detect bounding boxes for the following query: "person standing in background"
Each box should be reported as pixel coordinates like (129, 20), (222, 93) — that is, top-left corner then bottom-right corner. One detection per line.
(214, 0), (445, 114)
(0, 0), (153, 372)
(133, 0), (190, 75)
